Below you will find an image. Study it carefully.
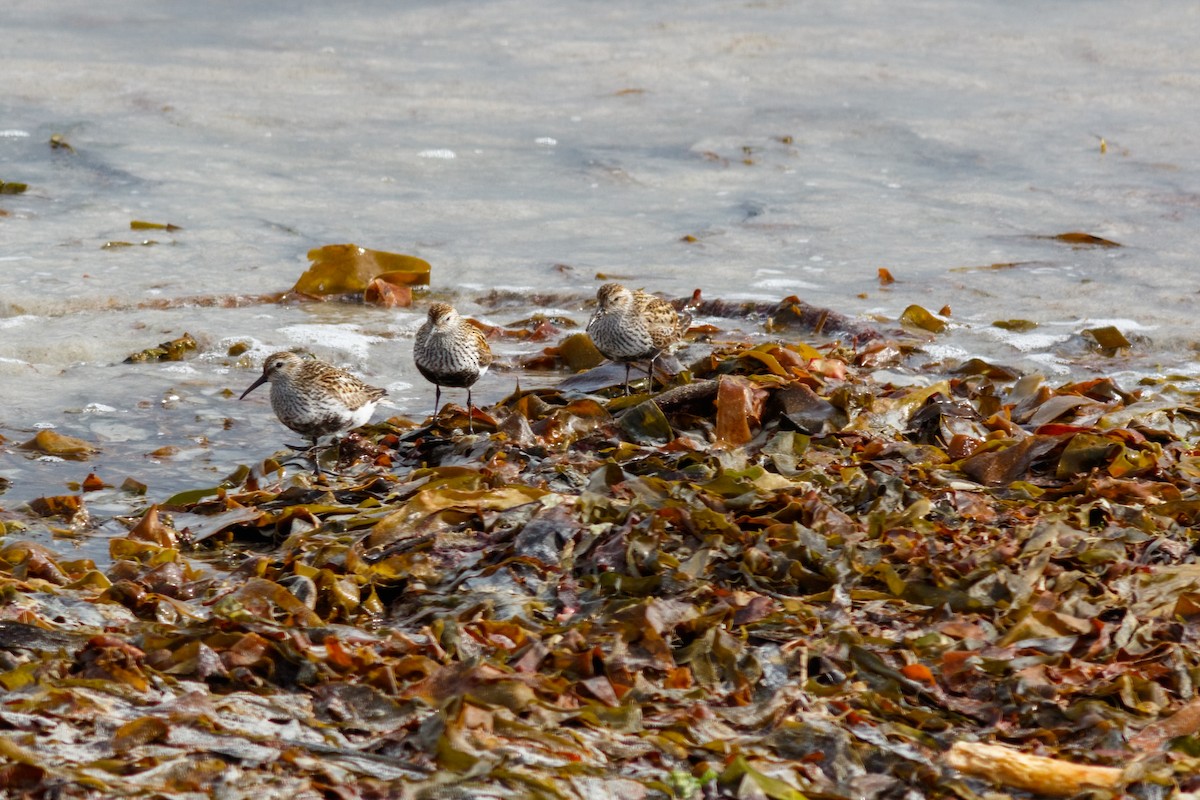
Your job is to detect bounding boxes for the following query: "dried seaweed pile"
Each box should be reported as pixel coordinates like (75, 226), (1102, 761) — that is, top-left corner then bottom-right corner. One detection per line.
(5, 310), (1200, 799)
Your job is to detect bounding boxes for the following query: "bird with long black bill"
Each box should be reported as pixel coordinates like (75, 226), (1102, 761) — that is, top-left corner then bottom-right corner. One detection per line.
(239, 351), (386, 474)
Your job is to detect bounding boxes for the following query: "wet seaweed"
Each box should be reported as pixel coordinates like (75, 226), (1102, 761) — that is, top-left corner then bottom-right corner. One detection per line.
(4, 296), (1200, 798)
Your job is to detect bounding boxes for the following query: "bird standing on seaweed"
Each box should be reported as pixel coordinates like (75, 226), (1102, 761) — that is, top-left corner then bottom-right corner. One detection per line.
(586, 282), (688, 394)
(239, 351), (386, 475)
(413, 302), (493, 433)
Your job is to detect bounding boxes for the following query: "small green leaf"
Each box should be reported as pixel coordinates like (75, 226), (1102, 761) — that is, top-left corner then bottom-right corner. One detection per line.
(720, 755), (807, 800)
(618, 400), (674, 444)
(899, 304), (946, 333)
(993, 319), (1039, 332)
(1045, 232), (1122, 247)
(161, 486), (221, 506)
(559, 332), (604, 371)
(1084, 325), (1132, 351)
(131, 220), (182, 231)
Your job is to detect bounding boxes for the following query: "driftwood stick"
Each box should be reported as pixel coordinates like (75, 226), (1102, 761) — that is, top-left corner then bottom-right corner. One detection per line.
(945, 741), (1124, 796)
(653, 379), (719, 409)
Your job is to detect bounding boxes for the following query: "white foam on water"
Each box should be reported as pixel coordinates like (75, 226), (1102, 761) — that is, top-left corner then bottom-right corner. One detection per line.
(923, 343), (973, 361)
(275, 324), (387, 361)
(981, 327), (1073, 353)
(754, 278), (822, 291)
(160, 364), (200, 375)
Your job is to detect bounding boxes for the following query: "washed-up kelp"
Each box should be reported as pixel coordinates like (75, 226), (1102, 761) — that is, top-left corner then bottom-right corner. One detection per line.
(292, 244), (431, 298)
(6, 300), (1200, 798)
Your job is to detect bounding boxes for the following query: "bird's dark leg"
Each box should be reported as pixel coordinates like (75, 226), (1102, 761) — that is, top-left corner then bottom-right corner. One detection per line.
(309, 437), (324, 480)
(466, 387), (475, 434)
(646, 356), (657, 393)
(622, 362), (631, 395)
(433, 385), (442, 419)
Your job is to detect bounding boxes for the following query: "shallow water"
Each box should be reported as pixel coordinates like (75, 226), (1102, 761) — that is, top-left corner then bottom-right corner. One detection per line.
(3, 0), (1200, 548)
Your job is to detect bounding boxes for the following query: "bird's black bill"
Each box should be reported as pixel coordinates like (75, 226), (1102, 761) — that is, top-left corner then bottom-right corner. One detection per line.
(239, 374), (269, 400)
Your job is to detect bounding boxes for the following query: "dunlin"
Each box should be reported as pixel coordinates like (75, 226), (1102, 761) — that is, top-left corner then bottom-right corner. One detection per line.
(413, 302), (493, 432)
(240, 351), (387, 455)
(586, 282), (687, 394)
